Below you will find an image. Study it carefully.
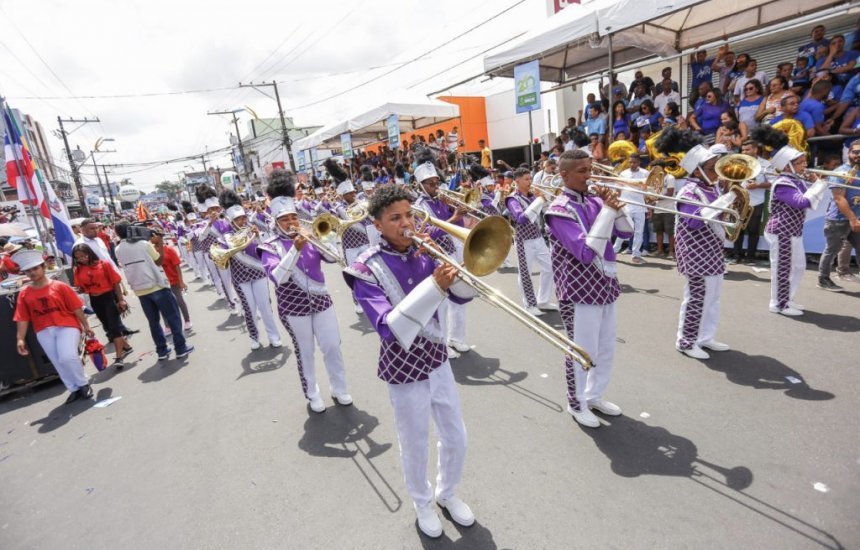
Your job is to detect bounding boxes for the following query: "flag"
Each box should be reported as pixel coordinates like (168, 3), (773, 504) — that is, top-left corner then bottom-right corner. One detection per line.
(4, 108), (48, 217)
(136, 200), (150, 221)
(4, 106), (76, 258)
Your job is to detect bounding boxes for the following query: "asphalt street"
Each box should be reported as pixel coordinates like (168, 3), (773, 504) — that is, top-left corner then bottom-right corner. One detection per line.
(0, 251), (857, 550)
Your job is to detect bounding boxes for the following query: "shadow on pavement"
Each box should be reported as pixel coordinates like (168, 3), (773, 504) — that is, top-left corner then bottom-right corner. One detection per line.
(216, 314), (245, 331)
(416, 520), (498, 549)
(452, 351), (561, 412)
(29, 386), (108, 433)
(298, 404), (401, 513)
(789, 309), (860, 333)
(237, 345), (289, 379)
(137, 355), (191, 383)
(348, 314), (377, 336)
(0, 380), (65, 414)
(583, 415), (843, 549)
(703, 351), (835, 401)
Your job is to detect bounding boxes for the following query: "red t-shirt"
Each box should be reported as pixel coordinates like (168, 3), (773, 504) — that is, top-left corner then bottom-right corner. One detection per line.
(14, 280), (84, 333)
(2, 255), (19, 274)
(74, 260), (122, 296)
(98, 230), (111, 250)
(161, 245), (181, 286)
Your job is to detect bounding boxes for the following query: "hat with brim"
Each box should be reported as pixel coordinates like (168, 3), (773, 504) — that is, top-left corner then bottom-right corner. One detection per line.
(270, 196), (296, 219)
(3, 243), (22, 254)
(225, 205), (246, 222)
(680, 144), (717, 175)
(414, 162), (438, 183)
(336, 180), (355, 196)
(204, 197), (220, 210)
(11, 249), (44, 271)
(771, 145), (805, 171)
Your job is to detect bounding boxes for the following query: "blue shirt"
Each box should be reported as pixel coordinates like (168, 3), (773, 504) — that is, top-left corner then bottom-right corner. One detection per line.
(797, 39), (830, 63)
(799, 97), (825, 125)
(770, 112), (814, 130)
(839, 73), (860, 107)
(815, 50), (859, 84)
(825, 163), (860, 221)
(585, 117), (607, 137)
(690, 58), (715, 88)
(694, 102), (727, 134)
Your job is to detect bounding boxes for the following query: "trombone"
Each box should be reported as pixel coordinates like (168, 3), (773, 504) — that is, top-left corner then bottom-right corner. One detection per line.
(437, 187), (489, 220)
(290, 212), (346, 266)
(407, 209), (595, 369)
(805, 167), (860, 190)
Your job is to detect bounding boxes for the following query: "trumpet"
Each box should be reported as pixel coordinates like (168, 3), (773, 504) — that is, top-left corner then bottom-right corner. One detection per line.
(408, 209), (594, 369)
(805, 167), (860, 190)
(437, 187), (488, 220)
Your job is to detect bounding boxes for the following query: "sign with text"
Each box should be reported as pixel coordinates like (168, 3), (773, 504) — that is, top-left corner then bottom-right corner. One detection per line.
(514, 60), (541, 114)
(341, 133), (353, 159)
(387, 114), (400, 149)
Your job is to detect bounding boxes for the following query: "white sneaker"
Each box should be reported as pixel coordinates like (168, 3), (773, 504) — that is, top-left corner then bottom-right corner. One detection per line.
(700, 339), (730, 352)
(308, 396), (326, 413)
(835, 272), (858, 283)
(332, 393), (353, 406)
(526, 306), (545, 316)
(788, 301), (805, 311)
(676, 345), (710, 359)
(183, 321), (193, 332)
(537, 302), (559, 311)
(437, 496), (475, 527)
(414, 503), (443, 538)
(270, 339), (283, 348)
(448, 340), (471, 353)
(567, 405), (600, 428)
(588, 399), (622, 416)
(250, 339), (261, 351)
(770, 306), (803, 317)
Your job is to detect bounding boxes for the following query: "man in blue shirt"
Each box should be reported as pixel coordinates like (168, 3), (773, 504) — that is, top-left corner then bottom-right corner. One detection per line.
(770, 95), (816, 138)
(818, 140), (860, 289)
(689, 49), (714, 108)
(585, 104), (607, 143)
(799, 80), (834, 136)
(797, 24), (830, 64)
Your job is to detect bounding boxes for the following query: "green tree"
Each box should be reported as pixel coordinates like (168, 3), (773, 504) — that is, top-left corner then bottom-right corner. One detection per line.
(155, 180), (184, 200)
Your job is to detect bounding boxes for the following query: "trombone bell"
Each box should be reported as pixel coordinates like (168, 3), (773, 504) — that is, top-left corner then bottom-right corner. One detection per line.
(414, 210), (513, 276)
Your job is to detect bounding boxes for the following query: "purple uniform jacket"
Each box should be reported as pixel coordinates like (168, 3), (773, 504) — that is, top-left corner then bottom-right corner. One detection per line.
(480, 192), (502, 217)
(259, 236), (335, 317)
(415, 193), (462, 255)
(766, 173), (811, 238)
(223, 228), (266, 283)
(506, 192), (542, 241)
(343, 241), (471, 384)
(335, 202), (371, 250)
(190, 221), (206, 252)
(675, 178), (725, 277)
(545, 188), (630, 304)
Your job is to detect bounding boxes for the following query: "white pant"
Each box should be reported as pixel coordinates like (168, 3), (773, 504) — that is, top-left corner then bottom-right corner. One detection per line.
(205, 257), (238, 306)
(192, 250), (208, 280)
(177, 242), (192, 269)
(387, 362), (467, 507)
(676, 274), (722, 349)
(517, 237), (554, 307)
(765, 233), (805, 310)
(570, 303), (617, 406)
(614, 210), (646, 258)
(238, 278), (280, 344)
(283, 307), (348, 400)
(36, 326), (89, 392)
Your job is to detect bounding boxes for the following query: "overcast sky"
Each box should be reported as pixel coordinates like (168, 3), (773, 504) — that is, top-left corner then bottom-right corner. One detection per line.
(1, 0), (549, 190)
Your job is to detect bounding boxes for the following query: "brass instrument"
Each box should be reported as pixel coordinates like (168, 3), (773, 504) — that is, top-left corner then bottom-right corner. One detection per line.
(407, 209), (594, 369)
(607, 140), (638, 174)
(438, 187), (488, 220)
(531, 183), (563, 201)
(337, 201), (370, 236)
(210, 226), (256, 269)
(805, 167), (860, 190)
(714, 154), (757, 241)
(645, 129), (686, 177)
(289, 213), (346, 266)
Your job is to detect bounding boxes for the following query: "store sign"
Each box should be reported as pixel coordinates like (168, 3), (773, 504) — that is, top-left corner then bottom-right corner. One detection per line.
(514, 60), (541, 114)
(387, 114), (400, 149)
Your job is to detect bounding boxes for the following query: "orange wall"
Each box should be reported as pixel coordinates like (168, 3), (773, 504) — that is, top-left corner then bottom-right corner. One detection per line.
(362, 96), (488, 154)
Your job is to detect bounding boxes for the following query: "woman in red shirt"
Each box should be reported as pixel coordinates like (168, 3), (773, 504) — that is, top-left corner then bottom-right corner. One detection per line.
(13, 249), (94, 403)
(73, 243), (133, 368)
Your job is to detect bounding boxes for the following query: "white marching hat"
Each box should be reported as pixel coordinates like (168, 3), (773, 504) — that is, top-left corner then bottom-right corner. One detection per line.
(225, 205), (246, 221)
(680, 144), (718, 175)
(478, 176), (495, 188)
(709, 143), (730, 156)
(11, 249), (44, 271)
(270, 196), (297, 219)
(336, 180), (355, 196)
(414, 161), (439, 183)
(203, 197), (220, 210)
(361, 180), (375, 191)
(771, 145), (805, 171)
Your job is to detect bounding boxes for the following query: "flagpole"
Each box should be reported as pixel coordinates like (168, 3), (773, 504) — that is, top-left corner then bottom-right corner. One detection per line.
(0, 95), (50, 248)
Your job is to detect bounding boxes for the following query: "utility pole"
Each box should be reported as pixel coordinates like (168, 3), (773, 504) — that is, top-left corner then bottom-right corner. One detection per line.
(57, 116), (99, 215)
(102, 165), (117, 216)
(207, 109), (247, 182)
(91, 149), (116, 216)
(238, 81), (296, 172)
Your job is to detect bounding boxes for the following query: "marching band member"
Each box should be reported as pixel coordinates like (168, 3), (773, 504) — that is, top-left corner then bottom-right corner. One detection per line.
(657, 128), (732, 359)
(196, 185), (239, 315)
(359, 165), (382, 246)
(295, 182), (316, 222)
(175, 202), (197, 272)
(545, 150), (632, 428)
(189, 201), (209, 283)
(764, 140), (829, 316)
(258, 170), (351, 413)
(413, 149), (471, 353)
(505, 167), (557, 315)
(219, 189), (282, 350)
(470, 163), (503, 217)
(343, 184), (477, 539)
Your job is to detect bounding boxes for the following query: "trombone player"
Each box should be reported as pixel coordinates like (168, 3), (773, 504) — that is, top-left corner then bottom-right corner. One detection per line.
(505, 167), (557, 314)
(545, 150), (632, 428)
(217, 189), (282, 351)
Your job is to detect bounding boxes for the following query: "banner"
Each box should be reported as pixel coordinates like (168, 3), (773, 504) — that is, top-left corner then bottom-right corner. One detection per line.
(297, 150), (306, 172)
(310, 148), (319, 173)
(387, 114), (400, 149)
(341, 133), (353, 159)
(514, 60), (541, 114)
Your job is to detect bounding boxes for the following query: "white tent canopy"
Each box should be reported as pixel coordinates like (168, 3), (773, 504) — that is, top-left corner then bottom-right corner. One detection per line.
(294, 96), (460, 151)
(484, 0), (853, 84)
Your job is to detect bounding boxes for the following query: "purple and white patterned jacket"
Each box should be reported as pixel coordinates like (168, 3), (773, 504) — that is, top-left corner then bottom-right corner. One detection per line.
(415, 193), (462, 255)
(675, 178), (725, 277)
(765, 173), (811, 238)
(506, 192), (543, 241)
(259, 236), (337, 317)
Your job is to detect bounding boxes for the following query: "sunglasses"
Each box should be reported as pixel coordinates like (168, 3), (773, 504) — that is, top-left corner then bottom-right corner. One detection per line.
(745, 86), (755, 91)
